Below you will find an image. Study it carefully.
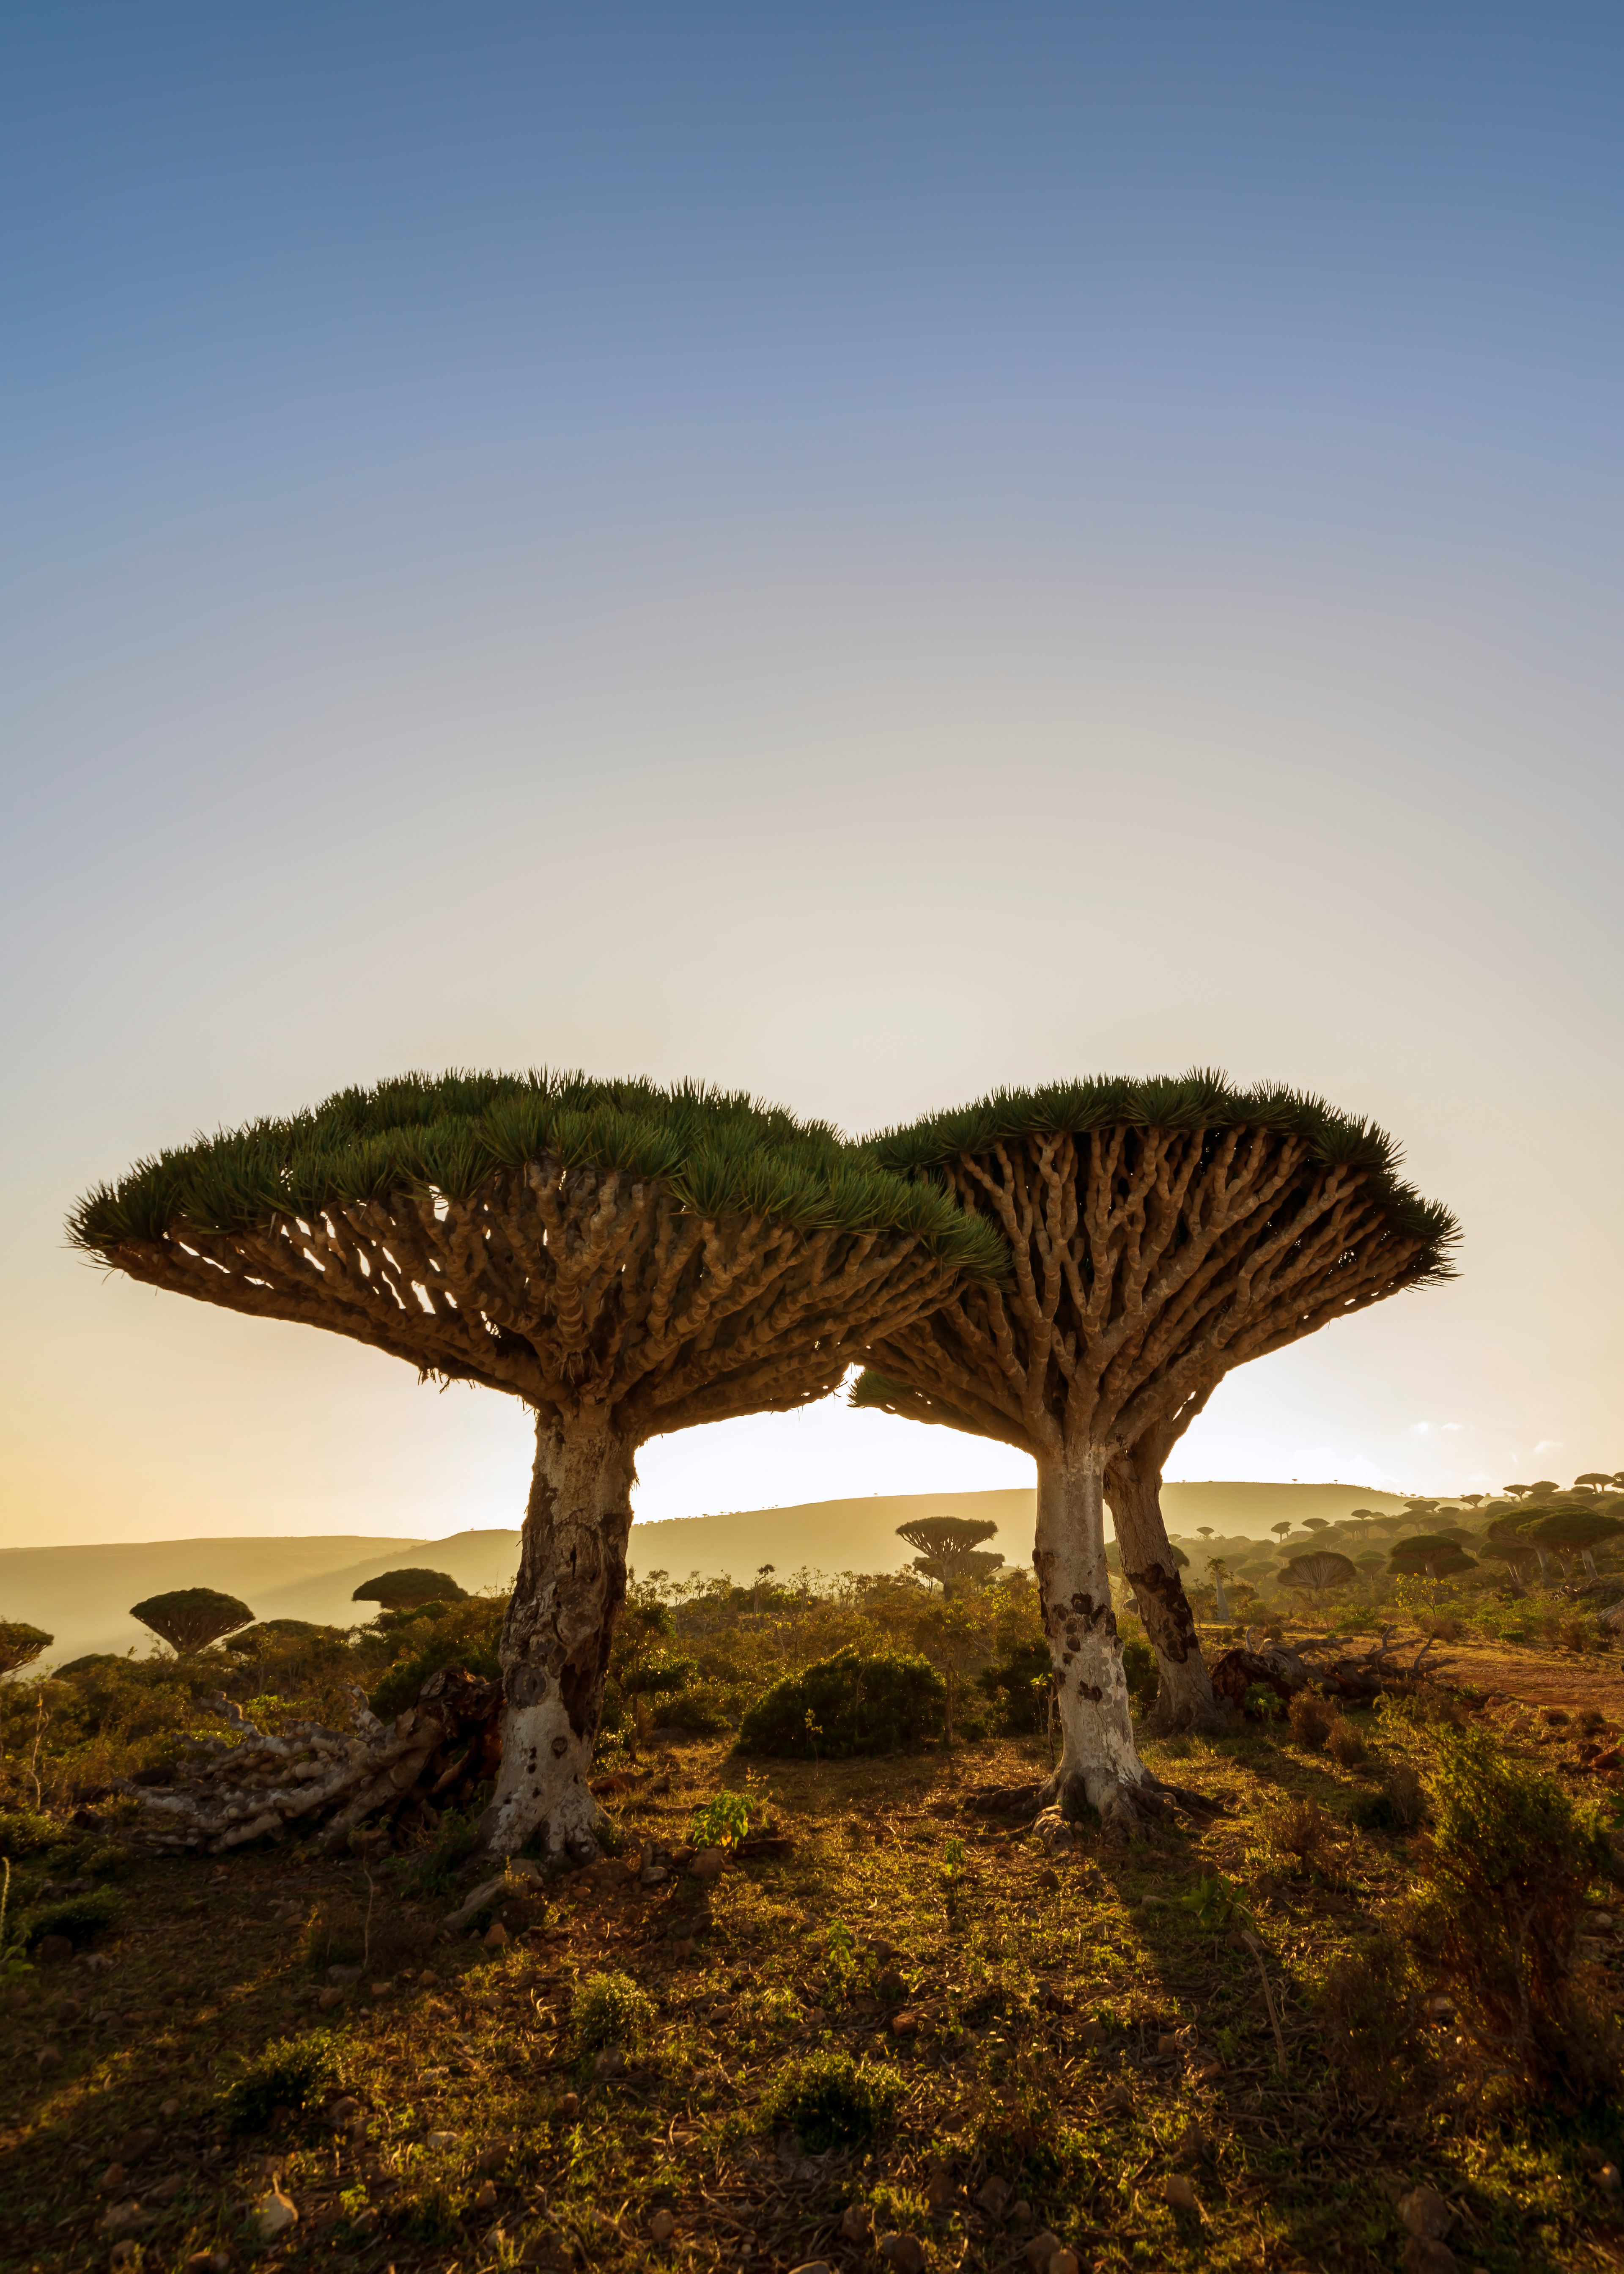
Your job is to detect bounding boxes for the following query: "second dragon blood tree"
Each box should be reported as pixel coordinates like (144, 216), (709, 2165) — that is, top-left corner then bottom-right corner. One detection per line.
(852, 1071), (1456, 1834)
(71, 1071), (1004, 1862)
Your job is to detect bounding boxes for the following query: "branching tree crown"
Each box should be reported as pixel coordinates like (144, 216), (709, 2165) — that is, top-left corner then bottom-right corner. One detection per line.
(131, 1589), (255, 1654)
(1281, 1550), (1357, 1608)
(852, 1067), (1454, 1508)
(352, 1569), (468, 1609)
(894, 1516), (1005, 1597)
(0, 1622), (53, 1677)
(71, 1068), (1006, 1434)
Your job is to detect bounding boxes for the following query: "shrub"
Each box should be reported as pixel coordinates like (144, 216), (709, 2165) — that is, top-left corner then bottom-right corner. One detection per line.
(366, 1599), (503, 1719)
(1411, 1727), (1617, 2095)
(623, 1652), (700, 1697)
(571, 1970), (655, 2055)
(20, 1885), (121, 1949)
(1288, 1691), (1334, 1750)
(1316, 1932), (1424, 2093)
(1121, 1635), (1158, 1709)
(1261, 1795), (1330, 1871)
(220, 2031), (341, 2133)
(0, 1808), (69, 1860)
(1241, 1681), (1285, 1722)
(737, 1649), (945, 1759)
(977, 1639), (1052, 1733)
(690, 1791), (756, 1850)
(759, 2050), (905, 2152)
(1326, 1715), (1367, 1767)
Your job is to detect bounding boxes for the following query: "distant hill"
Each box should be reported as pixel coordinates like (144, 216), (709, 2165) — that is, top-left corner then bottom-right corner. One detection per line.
(1, 1481), (1407, 1667)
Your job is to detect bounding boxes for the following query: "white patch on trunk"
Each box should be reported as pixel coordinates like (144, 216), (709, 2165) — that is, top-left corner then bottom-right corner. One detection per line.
(1033, 1452), (1153, 1837)
(476, 1412), (636, 1862)
(480, 1697), (605, 1862)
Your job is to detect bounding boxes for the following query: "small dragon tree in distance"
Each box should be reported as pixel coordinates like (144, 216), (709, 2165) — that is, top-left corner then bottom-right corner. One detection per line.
(0, 1623), (53, 1677)
(852, 1070), (1456, 1836)
(351, 1568), (468, 1611)
(131, 1589), (255, 1655)
(71, 1068), (1003, 1862)
(894, 1514), (1005, 1598)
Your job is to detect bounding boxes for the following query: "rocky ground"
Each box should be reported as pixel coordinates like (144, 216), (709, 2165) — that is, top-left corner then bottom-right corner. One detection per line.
(4, 1670), (1624, 2274)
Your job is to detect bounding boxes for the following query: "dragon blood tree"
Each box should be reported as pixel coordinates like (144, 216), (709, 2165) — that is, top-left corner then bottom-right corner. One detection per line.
(71, 1071), (1002, 1861)
(851, 1072), (1456, 1833)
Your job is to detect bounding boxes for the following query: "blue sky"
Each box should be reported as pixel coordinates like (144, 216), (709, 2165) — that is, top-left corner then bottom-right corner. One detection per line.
(3, 5), (1620, 1545)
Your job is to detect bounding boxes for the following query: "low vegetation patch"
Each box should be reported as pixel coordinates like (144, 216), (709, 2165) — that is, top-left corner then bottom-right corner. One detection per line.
(759, 2048), (906, 2151)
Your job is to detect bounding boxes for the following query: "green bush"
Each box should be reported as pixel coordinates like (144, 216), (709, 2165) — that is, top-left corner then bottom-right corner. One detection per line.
(737, 1648), (945, 1759)
(1314, 1931), (1425, 2093)
(20, 1885), (121, 1949)
(977, 1640), (1052, 1733)
(366, 1598), (503, 1719)
(220, 2031), (341, 2133)
(0, 1808), (70, 1860)
(571, 1969), (655, 2054)
(1121, 1635), (1158, 1708)
(759, 2050), (905, 2152)
(623, 1651), (699, 1697)
(1411, 1727), (1616, 2095)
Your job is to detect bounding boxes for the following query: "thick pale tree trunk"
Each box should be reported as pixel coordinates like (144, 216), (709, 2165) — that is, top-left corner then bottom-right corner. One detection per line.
(1212, 1568), (1232, 1620)
(1032, 1450), (1158, 1839)
(475, 1408), (638, 1862)
(1107, 1457), (1231, 1735)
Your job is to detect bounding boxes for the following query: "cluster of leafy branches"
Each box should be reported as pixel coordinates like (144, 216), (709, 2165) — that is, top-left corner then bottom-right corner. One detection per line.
(68, 1067), (1005, 1279)
(862, 1066), (1459, 1270)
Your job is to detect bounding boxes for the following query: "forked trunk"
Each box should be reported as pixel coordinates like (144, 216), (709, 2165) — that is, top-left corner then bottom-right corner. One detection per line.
(476, 1409), (638, 1862)
(1107, 1460), (1230, 1735)
(1032, 1451), (1157, 1839)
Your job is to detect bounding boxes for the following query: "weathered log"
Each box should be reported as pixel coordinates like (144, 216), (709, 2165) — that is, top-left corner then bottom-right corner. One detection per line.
(112, 1666), (502, 1855)
(1210, 1626), (1454, 1718)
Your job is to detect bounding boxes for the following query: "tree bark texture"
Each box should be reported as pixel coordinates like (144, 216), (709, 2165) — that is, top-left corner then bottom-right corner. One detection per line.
(1107, 1438), (1230, 1734)
(478, 1414), (637, 1861)
(860, 1122), (1442, 1822)
(112, 1670), (502, 1856)
(1033, 1453), (1159, 1837)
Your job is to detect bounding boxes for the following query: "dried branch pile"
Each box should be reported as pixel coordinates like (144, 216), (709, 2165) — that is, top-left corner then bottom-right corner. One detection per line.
(115, 1667), (501, 1856)
(1209, 1625), (1454, 1716)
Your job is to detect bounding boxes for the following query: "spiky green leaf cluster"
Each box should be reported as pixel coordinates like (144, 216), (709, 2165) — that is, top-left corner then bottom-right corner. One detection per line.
(862, 1066), (1457, 1275)
(69, 1069), (1007, 1282)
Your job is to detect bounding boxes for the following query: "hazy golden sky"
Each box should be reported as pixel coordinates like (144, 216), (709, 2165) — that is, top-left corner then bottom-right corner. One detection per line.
(3, 8), (1620, 1548)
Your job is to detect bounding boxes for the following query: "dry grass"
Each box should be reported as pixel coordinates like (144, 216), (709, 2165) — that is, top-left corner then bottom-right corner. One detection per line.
(3, 1678), (1624, 2273)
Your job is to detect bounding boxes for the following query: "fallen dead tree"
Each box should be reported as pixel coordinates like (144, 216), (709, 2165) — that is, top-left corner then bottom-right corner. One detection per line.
(1210, 1625), (1454, 1716)
(112, 1666), (502, 1855)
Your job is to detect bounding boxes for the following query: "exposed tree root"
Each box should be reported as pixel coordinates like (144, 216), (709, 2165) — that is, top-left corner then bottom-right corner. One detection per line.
(111, 1667), (502, 1856)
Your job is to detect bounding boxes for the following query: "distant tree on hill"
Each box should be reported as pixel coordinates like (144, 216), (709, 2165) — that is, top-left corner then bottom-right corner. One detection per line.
(894, 1516), (1004, 1599)
(1478, 1533), (1539, 1588)
(1281, 1551), (1358, 1613)
(1529, 1480), (1560, 1498)
(131, 1589), (254, 1654)
(1503, 1484), (1533, 1500)
(1271, 1521), (1293, 1543)
(1207, 1559), (1234, 1620)
(1525, 1506), (1624, 1584)
(351, 1568), (467, 1611)
(1302, 1516), (1330, 1535)
(0, 1621), (53, 1676)
(1388, 1535), (1476, 1604)
(1574, 1472), (1614, 1494)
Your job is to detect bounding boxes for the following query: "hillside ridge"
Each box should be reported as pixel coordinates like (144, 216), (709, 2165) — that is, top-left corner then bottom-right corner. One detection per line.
(2, 1483), (1410, 1665)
